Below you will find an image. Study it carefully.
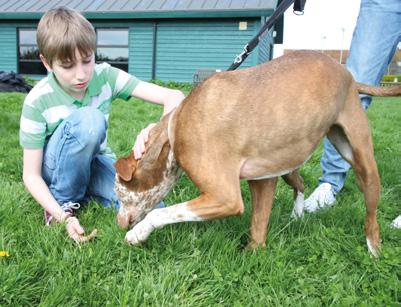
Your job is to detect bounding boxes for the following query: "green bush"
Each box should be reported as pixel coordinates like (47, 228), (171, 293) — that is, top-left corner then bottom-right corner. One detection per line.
(382, 75), (401, 82)
(150, 79), (193, 92)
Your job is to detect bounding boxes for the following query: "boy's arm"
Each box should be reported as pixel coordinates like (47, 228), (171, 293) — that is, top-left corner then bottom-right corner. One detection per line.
(131, 81), (185, 159)
(22, 148), (88, 242)
(23, 148), (70, 222)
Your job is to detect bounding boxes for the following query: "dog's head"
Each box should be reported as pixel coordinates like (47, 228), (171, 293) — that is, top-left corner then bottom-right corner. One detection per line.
(114, 115), (180, 228)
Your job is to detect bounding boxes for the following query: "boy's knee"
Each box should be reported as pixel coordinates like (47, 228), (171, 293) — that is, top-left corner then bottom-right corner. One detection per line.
(65, 107), (107, 147)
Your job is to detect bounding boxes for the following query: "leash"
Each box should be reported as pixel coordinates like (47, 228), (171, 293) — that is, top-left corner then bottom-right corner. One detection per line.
(227, 0), (306, 71)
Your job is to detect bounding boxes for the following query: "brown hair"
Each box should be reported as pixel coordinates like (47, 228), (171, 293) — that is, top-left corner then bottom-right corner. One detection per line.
(37, 6), (96, 66)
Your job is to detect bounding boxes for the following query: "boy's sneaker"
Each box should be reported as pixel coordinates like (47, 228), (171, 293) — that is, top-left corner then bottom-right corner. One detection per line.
(304, 183), (336, 213)
(44, 202), (80, 226)
(390, 215), (401, 229)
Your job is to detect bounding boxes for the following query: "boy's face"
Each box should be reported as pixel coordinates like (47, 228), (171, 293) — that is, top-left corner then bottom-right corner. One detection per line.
(41, 49), (95, 100)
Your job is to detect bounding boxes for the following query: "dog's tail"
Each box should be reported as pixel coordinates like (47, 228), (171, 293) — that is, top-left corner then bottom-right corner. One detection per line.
(357, 83), (401, 96)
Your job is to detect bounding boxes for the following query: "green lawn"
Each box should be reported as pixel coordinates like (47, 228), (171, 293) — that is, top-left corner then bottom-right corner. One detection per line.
(1, 92), (400, 306)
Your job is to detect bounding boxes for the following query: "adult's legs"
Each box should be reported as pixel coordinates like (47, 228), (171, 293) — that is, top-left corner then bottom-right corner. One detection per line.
(319, 0), (401, 194)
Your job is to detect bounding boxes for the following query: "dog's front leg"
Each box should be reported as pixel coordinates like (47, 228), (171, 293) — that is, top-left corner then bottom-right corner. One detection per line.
(125, 202), (204, 245)
(125, 190), (244, 245)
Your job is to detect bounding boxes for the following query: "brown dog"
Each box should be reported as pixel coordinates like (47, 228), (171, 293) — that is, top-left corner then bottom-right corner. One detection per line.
(114, 51), (401, 257)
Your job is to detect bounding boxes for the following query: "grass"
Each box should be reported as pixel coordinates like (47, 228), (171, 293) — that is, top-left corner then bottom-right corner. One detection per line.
(1, 92), (401, 306)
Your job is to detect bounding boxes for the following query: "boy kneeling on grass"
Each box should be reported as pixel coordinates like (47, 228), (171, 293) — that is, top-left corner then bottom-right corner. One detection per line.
(20, 6), (184, 242)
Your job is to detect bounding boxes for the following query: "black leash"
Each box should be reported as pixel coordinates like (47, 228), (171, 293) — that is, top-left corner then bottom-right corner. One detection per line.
(227, 0), (306, 71)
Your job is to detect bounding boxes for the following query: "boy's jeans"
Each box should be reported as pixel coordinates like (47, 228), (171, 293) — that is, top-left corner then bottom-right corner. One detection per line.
(319, 0), (401, 194)
(42, 107), (120, 209)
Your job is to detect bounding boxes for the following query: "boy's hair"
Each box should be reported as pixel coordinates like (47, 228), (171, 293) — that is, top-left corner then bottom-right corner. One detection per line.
(37, 6), (96, 66)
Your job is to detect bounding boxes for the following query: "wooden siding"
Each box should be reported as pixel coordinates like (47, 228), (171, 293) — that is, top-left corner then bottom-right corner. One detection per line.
(129, 23), (153, 80)
(0, 18), (274, 82)
(155, 20), (258, 82)
(258, 26), (274, 63)
(0, 26), (17, 72)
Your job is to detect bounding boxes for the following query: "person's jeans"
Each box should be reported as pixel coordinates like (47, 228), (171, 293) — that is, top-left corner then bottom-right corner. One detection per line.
(42, 107), (120, 209)
(319, 0), (401, 194)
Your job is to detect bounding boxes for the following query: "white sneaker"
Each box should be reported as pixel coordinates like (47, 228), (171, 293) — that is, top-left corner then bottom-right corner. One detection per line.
(390, 215), (401, 229)
(304, 183), (336, 213)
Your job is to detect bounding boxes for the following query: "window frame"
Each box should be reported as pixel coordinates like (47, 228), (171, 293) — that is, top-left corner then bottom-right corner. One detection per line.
(17, 27), (47, 76)
(16, 27), (130, 76)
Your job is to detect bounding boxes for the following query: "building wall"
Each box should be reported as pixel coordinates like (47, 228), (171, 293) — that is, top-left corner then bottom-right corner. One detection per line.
(128, 18), (270, 82)
(0, 18), (274, 82)
(0, 26), (17, 72)
(258, 27), (274, 64)
(129, 22), (153, 80)
(154, 20), (259, 82)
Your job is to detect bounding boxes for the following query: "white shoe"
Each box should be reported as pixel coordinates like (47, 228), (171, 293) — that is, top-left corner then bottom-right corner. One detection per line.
(390, 215), (401, 229)
(304, 183), (336, 213)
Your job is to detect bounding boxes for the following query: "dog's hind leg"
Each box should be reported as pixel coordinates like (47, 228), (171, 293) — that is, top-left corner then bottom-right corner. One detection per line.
(282, 170), (305, 218)
(247, 178), (278, 250)
(328, 95), (381, 257)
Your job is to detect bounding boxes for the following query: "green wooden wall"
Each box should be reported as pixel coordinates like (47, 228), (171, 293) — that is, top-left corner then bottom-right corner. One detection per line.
(0, 18), (275, 82)
(127, 18), (273, 82)
(129, 23), (153, 80)
(0, 26), (17, 72)
(155, 20), (258, 82)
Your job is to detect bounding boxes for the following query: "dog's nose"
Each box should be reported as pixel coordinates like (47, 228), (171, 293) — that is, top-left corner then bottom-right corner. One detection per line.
(117, 212), (130, 229)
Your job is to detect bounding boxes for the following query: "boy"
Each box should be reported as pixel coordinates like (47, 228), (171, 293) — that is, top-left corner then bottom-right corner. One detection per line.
(20, 7), (185, 242)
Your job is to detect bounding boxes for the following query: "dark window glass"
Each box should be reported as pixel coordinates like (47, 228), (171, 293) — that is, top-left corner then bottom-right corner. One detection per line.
(96, 28), (129, 72)
(18, 28), (47, 75)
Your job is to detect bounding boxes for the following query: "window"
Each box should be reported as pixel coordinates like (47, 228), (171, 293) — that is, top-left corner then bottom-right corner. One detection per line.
(96, 28), (129, 72)
(18, 28), (47, 75)
(17, 27), (130, 75)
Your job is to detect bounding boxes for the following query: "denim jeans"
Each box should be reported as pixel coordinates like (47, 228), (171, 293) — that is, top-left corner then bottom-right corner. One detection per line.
(319, 0), (401, 194)
(42, 107), (120, 209)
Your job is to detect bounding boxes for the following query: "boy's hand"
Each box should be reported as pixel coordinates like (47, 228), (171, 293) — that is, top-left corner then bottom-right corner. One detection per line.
(66, 217), (97, 243)
(133, 123), (157, 160)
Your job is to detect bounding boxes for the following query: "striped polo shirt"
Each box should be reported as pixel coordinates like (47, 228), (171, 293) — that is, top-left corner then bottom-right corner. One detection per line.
(19, 62), (139, 158)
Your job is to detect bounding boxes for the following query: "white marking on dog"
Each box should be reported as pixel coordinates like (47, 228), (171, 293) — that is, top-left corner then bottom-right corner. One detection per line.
(366, 238), (379, 258)
(125, 202), (204, 245)
(291, 191), (305, 219)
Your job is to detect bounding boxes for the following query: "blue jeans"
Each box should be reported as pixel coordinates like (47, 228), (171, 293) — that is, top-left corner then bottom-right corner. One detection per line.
(319, 0), (401, 194)
(42, 107), (120, 209)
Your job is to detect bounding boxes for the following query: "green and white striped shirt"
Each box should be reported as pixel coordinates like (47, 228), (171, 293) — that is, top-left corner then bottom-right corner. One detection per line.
(19, 63), (139, 158)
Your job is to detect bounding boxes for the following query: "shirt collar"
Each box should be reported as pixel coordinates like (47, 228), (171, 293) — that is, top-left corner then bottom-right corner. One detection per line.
(87, 70), (102, 97)
(48, 73), (76, 105)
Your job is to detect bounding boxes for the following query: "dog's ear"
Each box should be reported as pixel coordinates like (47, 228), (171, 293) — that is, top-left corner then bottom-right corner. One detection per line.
(141, 120), (170, 164)
(114, 157), (136, 181)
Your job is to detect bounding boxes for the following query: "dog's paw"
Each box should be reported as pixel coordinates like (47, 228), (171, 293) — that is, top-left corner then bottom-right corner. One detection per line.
(291, 207), (304, 219)
(125, 220), (153, 245)
(291, 192), (305, 219)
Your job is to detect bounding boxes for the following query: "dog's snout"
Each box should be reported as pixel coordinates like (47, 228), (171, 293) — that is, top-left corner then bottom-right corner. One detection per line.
(117, 210), (130, 229)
